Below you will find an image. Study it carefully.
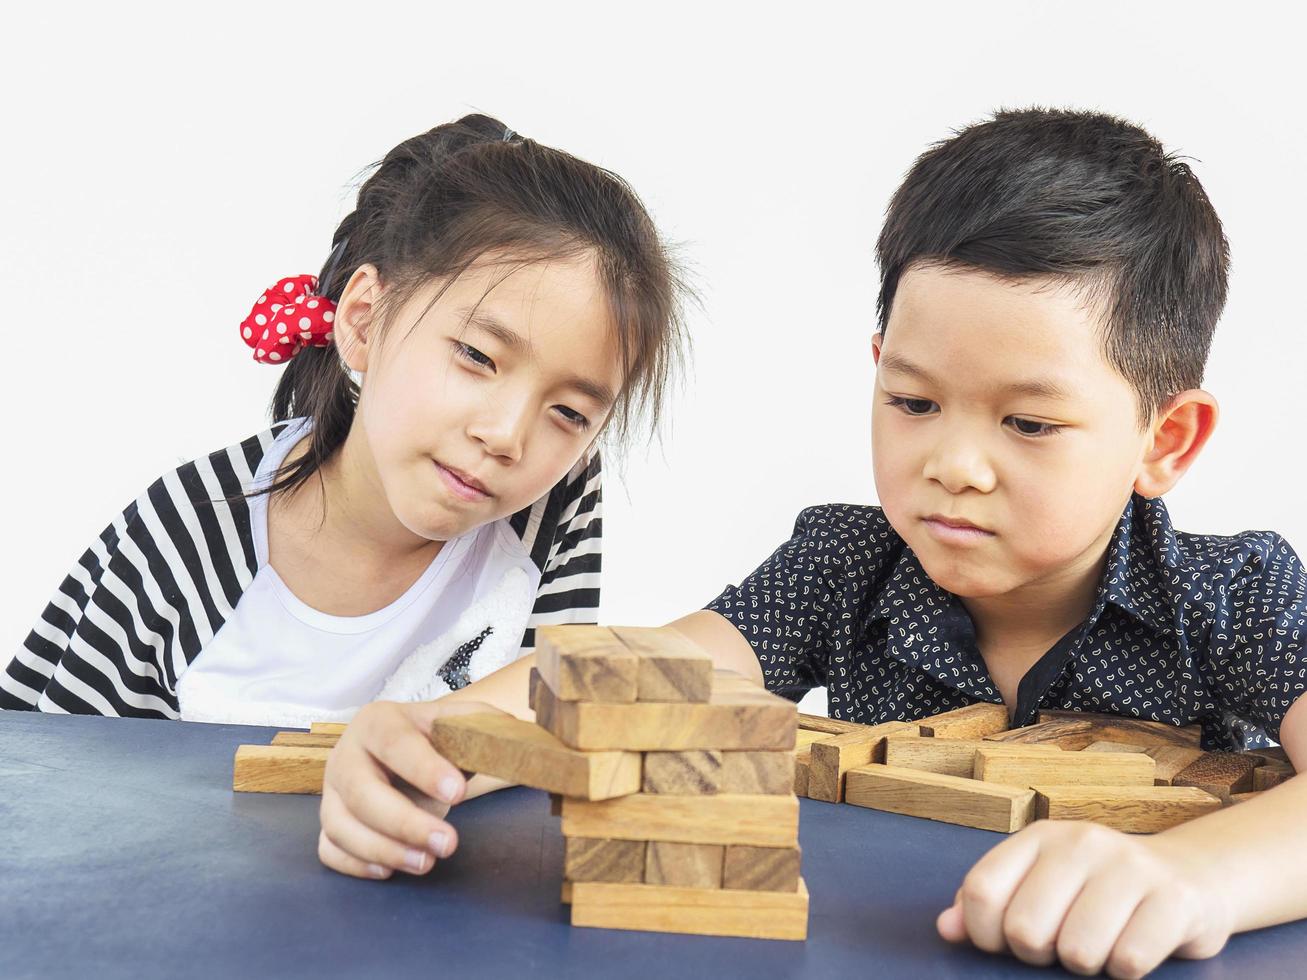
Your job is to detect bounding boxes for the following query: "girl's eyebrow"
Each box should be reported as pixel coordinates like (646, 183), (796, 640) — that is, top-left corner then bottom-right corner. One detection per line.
(460, 308), (617, 409)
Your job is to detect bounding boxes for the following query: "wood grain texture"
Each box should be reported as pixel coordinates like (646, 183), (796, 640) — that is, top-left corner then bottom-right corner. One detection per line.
(982, 719), (1097, 750)
(564, 837), (646, 883)
(1254, 762), (1295, 791)
(270, 732), (340, 749)
(232, 745), (330, 794)
(1033, 785), (1222, 832)
(570, 879), (809, 941)
(797, 713), (875, 735)
(794, 752), (811, 797)
(1227, 791), (1262, 806)
(1144, 745), (1206, 786)
(645, 842), (724, 888)
(642, 751), (722, 794)
(610, 625), (713, 703)
(1246, 746), (1292, 765)
(309, 722), (347, 736)
(796, 729), (838, 750)
(1172, 752), (1264, 802)
(428, 712), (641, 801)
(531, 668), (797, 751)
(807, 722), (919, 802)
(883, 736), (1060, 779)
(722, 845), (802, 893)
(1036, 709), (1201, 748)
(1082, 740), (1150, 754)
(844, 763), (1036, 833)
(916, 703), (1010, 740)
(561, 793), (799, 847)
(720, 751), (796, 795)
(535, 625), (638, 703)
(976, 748), (1156, 788)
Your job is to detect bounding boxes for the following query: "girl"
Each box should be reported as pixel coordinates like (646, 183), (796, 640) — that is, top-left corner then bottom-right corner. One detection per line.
(2, 114), (684, 734)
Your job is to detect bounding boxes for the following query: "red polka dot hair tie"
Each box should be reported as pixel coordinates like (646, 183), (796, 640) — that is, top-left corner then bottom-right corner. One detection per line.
(239, 275), (337, 364)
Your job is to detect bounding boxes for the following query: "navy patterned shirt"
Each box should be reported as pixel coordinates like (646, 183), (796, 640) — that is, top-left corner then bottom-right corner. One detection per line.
(706, 494), (1307, 751)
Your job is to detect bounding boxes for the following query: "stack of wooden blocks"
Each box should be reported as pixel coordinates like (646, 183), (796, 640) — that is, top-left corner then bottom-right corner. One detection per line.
(793, 702), (1296, 834)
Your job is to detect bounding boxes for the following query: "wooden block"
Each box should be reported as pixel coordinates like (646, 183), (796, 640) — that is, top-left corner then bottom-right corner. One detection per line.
(807, 722), (919, 802)
(798, 712), (875, 735)
(1143, 745), (1206, 786)
(1253, 762), (1295, 791)
(532, 668), (797, 751)
(1246, 745), (1292, 765)
(1173, 752), (1264, 802)
(722, 845), (802, 893)
(428, 712), (641, 801)
(794, 752), (811, 797)
(571, 879), (809, 941)
(561, 793), (799, 848)
(642, 751), (722, 794)
(309, 722), (347, 736)
(270, 732), (339, 749)
(983, 719), (1097, 750)
(610, 625), (713, 703)
(796, 729), (838, 750)
(645, 842), (724, 888)
(1082, 740), (1150, 754)
(232, 745), (330, 794)
(1033, 785), (1222, 832)
(535, 625), (638, 703)
(720, 751), (796, 795)
(916, 703), (1010, 739)
(564, 837), (646, 883)
(1227, 791), (1262, 806)
(883, 736), (1060, 779)
(1036, 709), (1201, 748)
(845, 764), (1036, 833)
(561, 880), (573, 904)
(549, 793), (563, 816)
(975, 748), (1155, 788)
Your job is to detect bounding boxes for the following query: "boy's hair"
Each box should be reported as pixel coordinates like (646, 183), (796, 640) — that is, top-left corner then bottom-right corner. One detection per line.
(875, 108), (1229, 425)
(264, 114), (686, 502)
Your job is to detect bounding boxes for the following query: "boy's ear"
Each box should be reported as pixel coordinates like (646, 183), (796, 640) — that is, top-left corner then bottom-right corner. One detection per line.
(334, 264), (383, 373)
(1134, 389), (1220, 498)
(872, 332), (884, 365)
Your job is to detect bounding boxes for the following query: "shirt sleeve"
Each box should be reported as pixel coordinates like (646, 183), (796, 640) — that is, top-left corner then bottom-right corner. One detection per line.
(704, 506), (850, 701)
(519, 450), (603, 652)
(1204, 532), (1307, 742)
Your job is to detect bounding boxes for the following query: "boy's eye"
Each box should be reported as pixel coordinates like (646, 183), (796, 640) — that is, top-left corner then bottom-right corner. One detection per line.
(886, 395), (938, 416)
(1006, 416), (1062, 438)
(454, 341), (495, 371)
(554, 406), (592, 432)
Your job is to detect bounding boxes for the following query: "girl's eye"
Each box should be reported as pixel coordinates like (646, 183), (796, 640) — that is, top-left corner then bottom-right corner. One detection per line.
(555, 406), (592, 432)
(1006, 416), (1062, 438)
(454, 341), (495, 371)
(886, 395), (938, 416)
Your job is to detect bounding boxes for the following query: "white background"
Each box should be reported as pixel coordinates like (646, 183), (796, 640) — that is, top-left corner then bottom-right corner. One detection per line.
(4, 2), (1304, 705)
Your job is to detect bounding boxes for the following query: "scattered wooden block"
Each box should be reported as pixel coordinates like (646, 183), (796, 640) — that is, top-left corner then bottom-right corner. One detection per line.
(564, 837), (646, 883)
(535, 625), (638, 703)
(975, 748), (1155, 788)
(1036, 709), (1201, 748)
(883, 736), (1060, 779)
(531, 668), (796, 751)
(1143, 745), (1206, 786)
(797, 713), (875, 735)
(796, 729), (838, 750)
(270, 731), (340, 749)
(571, 879), (809, 941)
(1082, 740), (1150, 754)
(561, 880), (573, 904)
(1173, 752), (1264, 802)
(1246, 745), (1292, 765)
(1227, 791), (1262, 806)
(610, 625), (713, 703)
(794, 752), (811, 797)
(722, 845), (802, 893)
(983, 719), (1097, 750)
(309, 722), (347, 736)
(807, 722), (919, 802)
(232, 745), (331, 794)
(428, 712), (641, 801)
(1033, 785), (1223, 832)
(720, 751), (796, 795)
(560, 794), (799, 848)
(1253, 762), (1295, 791)
(917, 703), (1010, 740)
(643, 751), (722, 795)
(645, 842), (724, 888)
(845, 764), (1036, 833)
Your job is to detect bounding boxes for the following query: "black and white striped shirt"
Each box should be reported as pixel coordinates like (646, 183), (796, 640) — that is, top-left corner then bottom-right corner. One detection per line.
(2, 421), (602, 718)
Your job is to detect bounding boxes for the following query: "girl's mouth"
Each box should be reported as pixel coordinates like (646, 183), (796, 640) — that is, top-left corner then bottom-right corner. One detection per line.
(435, 461), (491, 501)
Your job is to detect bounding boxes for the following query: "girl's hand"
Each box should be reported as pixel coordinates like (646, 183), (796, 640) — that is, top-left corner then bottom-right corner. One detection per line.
(937, 821), (1233, 978)
(318, 698), (503, 879)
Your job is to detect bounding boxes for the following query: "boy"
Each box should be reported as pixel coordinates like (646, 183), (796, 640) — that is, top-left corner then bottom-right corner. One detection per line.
(321, 110), (1307, 978)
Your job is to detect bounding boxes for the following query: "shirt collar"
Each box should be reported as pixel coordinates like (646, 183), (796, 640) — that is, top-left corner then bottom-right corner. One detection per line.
(1096, 494), (1178, 635)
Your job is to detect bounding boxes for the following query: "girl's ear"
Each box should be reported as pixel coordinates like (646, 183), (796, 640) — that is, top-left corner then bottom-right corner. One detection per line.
(334, 264), (383, 372)
(1134, 389), (1220, 498)
(872, 332), (884, 366)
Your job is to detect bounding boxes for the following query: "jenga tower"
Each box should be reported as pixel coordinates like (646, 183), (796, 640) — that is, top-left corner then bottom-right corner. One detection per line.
(430, 624), (808, 941)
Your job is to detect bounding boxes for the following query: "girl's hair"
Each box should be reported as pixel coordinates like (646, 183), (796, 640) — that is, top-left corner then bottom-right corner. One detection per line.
(258, 113), (686, 502)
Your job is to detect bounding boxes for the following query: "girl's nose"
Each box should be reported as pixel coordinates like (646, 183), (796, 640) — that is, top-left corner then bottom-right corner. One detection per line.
(467, 400), (530, 463)
(921, 434), (997, 495)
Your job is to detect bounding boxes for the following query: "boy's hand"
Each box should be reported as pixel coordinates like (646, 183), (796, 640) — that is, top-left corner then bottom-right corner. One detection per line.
(937, 821), (1233, 978)
(318, 699), (503, 880)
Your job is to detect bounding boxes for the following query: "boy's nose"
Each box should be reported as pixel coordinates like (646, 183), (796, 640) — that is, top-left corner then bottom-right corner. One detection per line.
(921, 436), (997, 495)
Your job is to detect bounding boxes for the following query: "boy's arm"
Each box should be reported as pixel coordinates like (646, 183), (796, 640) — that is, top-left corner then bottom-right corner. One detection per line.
(938, 691), (1307, 978)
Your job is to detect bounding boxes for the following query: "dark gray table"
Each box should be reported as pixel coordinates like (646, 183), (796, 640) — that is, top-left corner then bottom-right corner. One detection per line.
(1, 712), (1301, 979)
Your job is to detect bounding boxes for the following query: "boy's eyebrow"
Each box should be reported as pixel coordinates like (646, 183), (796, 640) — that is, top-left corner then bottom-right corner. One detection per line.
(460, 308), (617, 409)
(879, 351), (1071, 400)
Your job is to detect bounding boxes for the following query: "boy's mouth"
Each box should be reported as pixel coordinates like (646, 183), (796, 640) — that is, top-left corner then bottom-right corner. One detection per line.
(921, 514), (994, 543)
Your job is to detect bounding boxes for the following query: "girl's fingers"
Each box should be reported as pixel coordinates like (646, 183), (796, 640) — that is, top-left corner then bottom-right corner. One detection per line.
(1000, 854), (1090, 966)
(358, 704), (468, 806)
(1054, 871), (1147, 976)
(958, 829), (1045, 954)
(334, 753), (460, 858)
(317, 826), (392, 880)
(320, 788), (439, 875)
(1105, 891), (1187, 980)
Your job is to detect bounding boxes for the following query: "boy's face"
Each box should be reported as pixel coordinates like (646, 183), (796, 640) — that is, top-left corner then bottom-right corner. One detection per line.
(872, 263), (1152, 601)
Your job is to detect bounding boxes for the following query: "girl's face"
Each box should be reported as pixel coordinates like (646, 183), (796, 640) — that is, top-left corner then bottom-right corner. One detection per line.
(339, 251), (620, 543)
